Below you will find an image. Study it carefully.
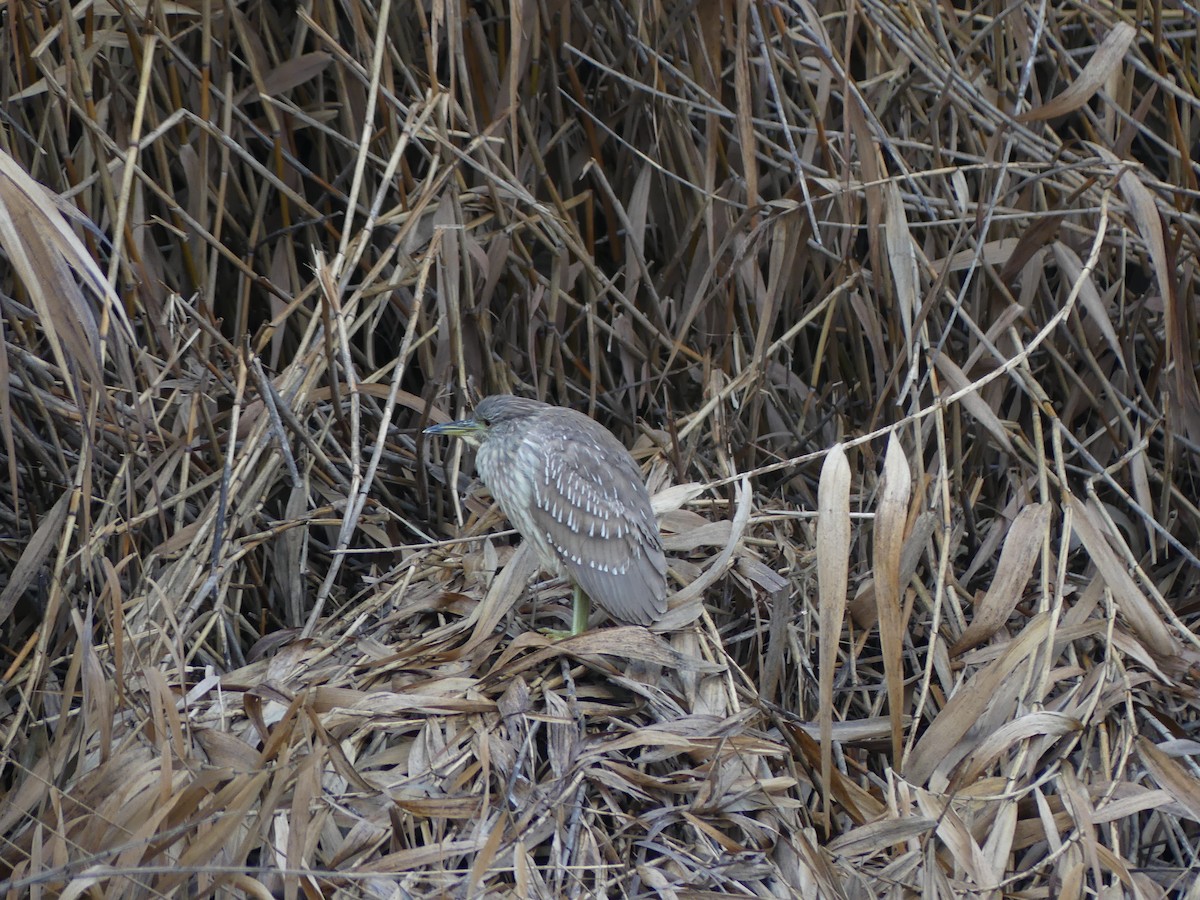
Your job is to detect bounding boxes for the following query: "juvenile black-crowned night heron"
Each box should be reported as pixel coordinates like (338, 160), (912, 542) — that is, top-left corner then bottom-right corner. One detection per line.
(425, 395), (667, 635)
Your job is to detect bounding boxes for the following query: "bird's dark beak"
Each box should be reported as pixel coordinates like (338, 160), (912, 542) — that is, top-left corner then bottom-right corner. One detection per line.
(424, 416), (487, 446)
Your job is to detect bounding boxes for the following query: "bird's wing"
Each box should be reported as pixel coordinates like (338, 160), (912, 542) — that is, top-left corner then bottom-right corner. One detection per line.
(519, 415), (667, 625)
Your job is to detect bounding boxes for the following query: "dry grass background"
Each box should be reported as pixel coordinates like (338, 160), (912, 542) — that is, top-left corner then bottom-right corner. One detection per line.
(1, 0), (1199, 897)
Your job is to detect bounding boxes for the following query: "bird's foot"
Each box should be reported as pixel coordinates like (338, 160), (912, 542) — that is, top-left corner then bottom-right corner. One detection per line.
(538, 626), (582, 641)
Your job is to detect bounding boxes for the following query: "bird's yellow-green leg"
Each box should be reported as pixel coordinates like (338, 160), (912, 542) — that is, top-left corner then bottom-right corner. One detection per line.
(540, 584), (590, 640)
(571, 584), (590, 636)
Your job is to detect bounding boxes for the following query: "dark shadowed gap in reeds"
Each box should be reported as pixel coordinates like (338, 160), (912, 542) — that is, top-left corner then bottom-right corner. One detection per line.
(1, 0), (1199, 896)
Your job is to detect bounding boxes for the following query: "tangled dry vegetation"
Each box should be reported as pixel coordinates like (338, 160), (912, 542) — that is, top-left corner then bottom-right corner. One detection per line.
(2, 0), (1200, 897)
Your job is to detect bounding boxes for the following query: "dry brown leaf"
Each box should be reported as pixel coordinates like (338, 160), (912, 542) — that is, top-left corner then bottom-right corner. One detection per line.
(1018, 23), (1136, 122)
(933, 354), (1016, 454)
(0, 162), (104, 391)
(930, 237), (1021, 275)
(1066, 493), (1177, 658)
(355, 840), (486, 874)
(787, 724), (888, 824)
(950, 501), (1051, 655)
(952, 711), (1081, 790)
(1137, 738), (1200, 823)
(884, 181), (918, 338)
(1091, 786), (1175, 823)
(662, 519), (734, 551)
(656, 475), (752, 620)
(256, 51), (333, 97)
(874, 435), (911, 764)
(817, 443), (851, 826)
(485, 626), (723, 686)
(194, 728), (265, 772)
(1060, 766), (1103, 888)
(915, 788), (990, 885)
(981, 799), (1018, 886)
(460, 542), (539, 651)
(316, 686), (494, 715)
(826, 815), (936, 857)
(0, 488), (70, 623)
(1051, 242), (1124, 369)
(734, 2), (758, 209)
(1102, 144), (1200, 441)
(651, 482), (708, 516)
(906, 615), (1050, 785)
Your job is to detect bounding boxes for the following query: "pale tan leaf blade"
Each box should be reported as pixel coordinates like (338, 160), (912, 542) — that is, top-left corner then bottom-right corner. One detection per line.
(1137, 739), (1200, 823)
(0, 488), (71, 623)
(1018, 23), (1136, 122)
(826, 816), (935, 857)
(950, 502), (1052, 656)
(933, 354), (1016, 454)
(874, 435), (911, 764)
(906, 616), (1050, 785)
(1066, 493), (1177, 658)
(884, 181), (917, 339)
(1051, 241), (1124, 370)
(818, 444), (851, 826)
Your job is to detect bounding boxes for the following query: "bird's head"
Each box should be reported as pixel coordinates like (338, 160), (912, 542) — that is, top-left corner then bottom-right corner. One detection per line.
(424, 395), (547, 448)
